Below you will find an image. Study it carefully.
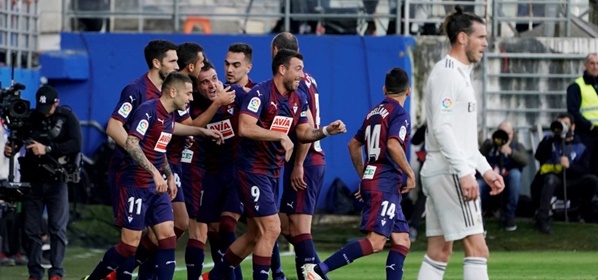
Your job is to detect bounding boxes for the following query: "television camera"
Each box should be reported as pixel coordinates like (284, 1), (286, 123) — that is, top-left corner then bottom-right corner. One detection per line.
(0, 82), (31, 204)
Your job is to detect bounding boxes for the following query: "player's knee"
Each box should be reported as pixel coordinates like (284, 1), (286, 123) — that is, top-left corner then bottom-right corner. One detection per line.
(392, 233), (411, 250)
(366, 234), (388, 253)
(427, 244), (453, 262)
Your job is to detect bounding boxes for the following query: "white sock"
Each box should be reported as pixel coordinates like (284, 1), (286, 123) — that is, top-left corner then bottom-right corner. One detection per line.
(417, 254), (447, 280)
(464, 257), (488, 280)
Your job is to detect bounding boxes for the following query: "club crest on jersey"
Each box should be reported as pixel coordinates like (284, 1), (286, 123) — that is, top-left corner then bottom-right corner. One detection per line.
(363, 165), (377, 180)
(227, 106), (235, 115)
(118, 102), (133, 118)
(207, 119), (235, 140)
(270, 116), (293, 134)
(247, 97), (261, 113)
(441, 98), (452, 111)
(136, 119), (149, 135)
(293, 103), (298, 114)
(399, 126), (407, 142)
(154, 132), (172, 153)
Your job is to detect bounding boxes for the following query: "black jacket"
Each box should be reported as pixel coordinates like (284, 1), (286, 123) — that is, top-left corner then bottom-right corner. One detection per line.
(18, 106), (82, 182)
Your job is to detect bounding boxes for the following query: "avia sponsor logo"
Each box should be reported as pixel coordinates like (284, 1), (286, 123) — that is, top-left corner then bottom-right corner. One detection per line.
(269, 116), (293, 134)
(154, 132), (172, 152)
(207, 119), (235, 140)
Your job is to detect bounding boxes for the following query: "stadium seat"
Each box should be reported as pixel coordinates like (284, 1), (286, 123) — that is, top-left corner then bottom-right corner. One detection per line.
(183, 17), (212, 34)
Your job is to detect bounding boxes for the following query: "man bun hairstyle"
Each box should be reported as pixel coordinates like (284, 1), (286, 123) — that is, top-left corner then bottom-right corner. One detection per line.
(442, 5), (484, 44)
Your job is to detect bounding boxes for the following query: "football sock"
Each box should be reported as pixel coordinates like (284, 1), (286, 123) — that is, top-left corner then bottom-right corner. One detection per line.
(291, 233), (319, 280)
(319, 239), (374, 274)
(185, 239), (205, 280)
(88, 242), (136, 280)
(417, 254), (447, 280)
(253, 255), (272, 280)
(155, 236), (177, 280)
(271, 242), (284, 277)
(206, 231), (221, 263)
(386, 244), (408, 280)
(464, 257), (488, 280)
(209, 248), (243, 279)
(219, 216), (242, 279)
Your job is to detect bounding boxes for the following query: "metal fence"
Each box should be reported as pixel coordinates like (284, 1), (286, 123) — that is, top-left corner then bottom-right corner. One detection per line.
(61, 0), (583, 37)
(0, 0), (39, 69)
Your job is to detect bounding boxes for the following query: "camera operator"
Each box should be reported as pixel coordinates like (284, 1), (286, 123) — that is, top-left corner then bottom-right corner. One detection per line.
(532, 113), (598, 234)
(3, 85), (82, 280)
(478, 121), (529, 231)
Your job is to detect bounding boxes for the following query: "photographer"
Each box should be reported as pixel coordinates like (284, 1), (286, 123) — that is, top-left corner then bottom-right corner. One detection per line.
(478, 121), (529, 231)
(3, 86), (81, 280)
(532, 113), (598, 234)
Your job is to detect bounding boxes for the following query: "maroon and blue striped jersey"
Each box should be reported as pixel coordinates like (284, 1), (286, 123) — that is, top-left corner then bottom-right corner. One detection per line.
(354, 97), (410, 192)
(119, 99), (174, 188)
(109, 74), (161, 170)
(237, 79), (309, 178)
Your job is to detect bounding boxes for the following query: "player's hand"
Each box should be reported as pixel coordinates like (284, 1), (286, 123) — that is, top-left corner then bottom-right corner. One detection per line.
(482, 170), (505, 196)
(354, 185), (363, 202)
(153, 171), (168, 194)
(167, 175), (177, 201)
(291, 165), (307, 191)
(459, 174), (479, 201)
(199, 128), (224, 145)
(560, 156), (570, 169)
(215, 86), (235, 106)
(281, 134), (294, 162)
(400, 175), (416, 194)
(26, 140), (47, 156)
(184, 136), (194, 149)
(325, 120), (347, 135)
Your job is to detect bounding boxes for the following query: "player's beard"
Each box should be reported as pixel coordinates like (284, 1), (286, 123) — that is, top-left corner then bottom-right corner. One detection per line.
(283, 77), (297, 93)
(159, 69), (169, 81)
(465, 46), (481, 64)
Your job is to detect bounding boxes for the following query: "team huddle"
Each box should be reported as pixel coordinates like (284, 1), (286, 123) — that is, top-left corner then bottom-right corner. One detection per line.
(83, 7), (503, 280)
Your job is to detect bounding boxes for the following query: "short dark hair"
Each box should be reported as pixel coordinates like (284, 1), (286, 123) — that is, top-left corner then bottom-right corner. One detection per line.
(272, 32), (299, 52)
(228, 43), (253, 63)
(177, 42), (204, 70)
(162, 71), (192, 92)
(271, 49), (303, 76)
(442, 6), (485, 44)
(557, 112), (575, 124)
(201, 60), (215, 72)
(144, 39), (178, 70)
(385, 68), (409, 95)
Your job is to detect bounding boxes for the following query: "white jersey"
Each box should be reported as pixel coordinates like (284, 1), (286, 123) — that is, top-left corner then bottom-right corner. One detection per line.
(420, 55), (491, 178)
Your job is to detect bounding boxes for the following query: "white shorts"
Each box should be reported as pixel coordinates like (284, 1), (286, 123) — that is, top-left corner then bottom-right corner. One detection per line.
(422, 174), (484, 241)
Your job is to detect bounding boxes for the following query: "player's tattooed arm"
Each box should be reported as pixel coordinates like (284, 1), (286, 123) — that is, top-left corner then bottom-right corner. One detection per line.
(161, 155), (172, 178)
(125, 135), (159, 175)
(310, 128), (326, 139)
(348, 138), (365, 178)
